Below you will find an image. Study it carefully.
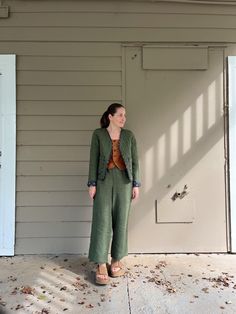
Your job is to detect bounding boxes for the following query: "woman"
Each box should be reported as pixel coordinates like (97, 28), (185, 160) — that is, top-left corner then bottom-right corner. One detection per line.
(87, 103), (141, 285)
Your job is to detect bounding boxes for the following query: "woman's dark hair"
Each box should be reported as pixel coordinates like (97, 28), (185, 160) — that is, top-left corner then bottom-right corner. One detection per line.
(100, 103), (124, 128)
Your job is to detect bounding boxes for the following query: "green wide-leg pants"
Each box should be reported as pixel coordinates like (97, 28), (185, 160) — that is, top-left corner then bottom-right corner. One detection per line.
(88, 167), (132, 263)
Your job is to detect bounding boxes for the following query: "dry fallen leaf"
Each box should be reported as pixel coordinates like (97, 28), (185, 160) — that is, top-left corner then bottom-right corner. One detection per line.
(8, 276), (17, 282)
(0, 300), (7, 306)
(86, 304), (94, 308)
(201, 287), (209, 293)
(10, 287), (18, 295)
(20, 285), (35, 295)
(203, 275), (233, 288)
(111, 282), (118, 287)
(155, 261), (167, 269)
(15, 304), (24, 310)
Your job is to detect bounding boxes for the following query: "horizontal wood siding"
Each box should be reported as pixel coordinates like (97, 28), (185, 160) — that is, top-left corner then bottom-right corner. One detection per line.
(2, 1), (236, 42)
(0, 0), (236, 254)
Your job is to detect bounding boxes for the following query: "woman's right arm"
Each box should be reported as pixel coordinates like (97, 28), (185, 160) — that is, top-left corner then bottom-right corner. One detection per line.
(87, 130), (99, 195)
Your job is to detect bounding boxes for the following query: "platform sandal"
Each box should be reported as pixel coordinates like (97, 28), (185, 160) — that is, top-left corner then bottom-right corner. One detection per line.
(95, 263), (110, 285)
(109, 260), (126, 277)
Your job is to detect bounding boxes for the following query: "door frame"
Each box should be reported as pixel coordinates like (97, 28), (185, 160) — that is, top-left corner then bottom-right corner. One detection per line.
(228, 56), (236, 253)
(0, 55), (16, 256)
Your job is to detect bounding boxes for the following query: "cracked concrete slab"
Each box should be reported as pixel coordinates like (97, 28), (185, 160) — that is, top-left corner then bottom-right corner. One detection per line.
(0, 253), (235, 314)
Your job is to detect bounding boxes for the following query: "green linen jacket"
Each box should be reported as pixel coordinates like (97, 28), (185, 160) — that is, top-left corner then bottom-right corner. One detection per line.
(87, 127), (141, 187)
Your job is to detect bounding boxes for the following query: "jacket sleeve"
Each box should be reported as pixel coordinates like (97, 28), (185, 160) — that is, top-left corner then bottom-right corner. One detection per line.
(87, 130), (99, 187)
(131, 133), (141, 187)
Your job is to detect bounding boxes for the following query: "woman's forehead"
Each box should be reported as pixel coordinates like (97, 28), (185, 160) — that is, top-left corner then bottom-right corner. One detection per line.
(115, 107), (126, 114)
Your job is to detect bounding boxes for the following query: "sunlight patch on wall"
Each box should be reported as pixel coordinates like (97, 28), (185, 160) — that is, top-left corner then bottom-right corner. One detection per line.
(144, 146), (154, 193)
(183, 106), (191, 155)
(170, 119), (179, 167)
(208, 80), (216, 129)
(196, 94), (204, 141)
(157, 133), (166, 180)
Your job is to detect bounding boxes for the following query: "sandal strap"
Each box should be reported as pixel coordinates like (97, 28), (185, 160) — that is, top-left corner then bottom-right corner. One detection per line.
(111, 261), (124, 270)
(97, 264), (108, 275)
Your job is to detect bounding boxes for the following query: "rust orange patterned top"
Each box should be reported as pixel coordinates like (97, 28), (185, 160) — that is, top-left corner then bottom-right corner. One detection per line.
(107, 139), (126, 170)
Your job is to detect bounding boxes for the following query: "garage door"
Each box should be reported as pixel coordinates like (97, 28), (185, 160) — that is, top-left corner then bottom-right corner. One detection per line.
(125, 46), (227, 253)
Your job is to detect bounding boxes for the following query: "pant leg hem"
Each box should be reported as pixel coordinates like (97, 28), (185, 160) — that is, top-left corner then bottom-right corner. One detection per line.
(110, 253), (128, 261)
(88, 256), (109, 264)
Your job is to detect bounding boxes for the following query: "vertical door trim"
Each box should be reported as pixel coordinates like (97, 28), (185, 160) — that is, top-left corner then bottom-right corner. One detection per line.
(0, 55), (16, 256)
(228, 56), (236, 253)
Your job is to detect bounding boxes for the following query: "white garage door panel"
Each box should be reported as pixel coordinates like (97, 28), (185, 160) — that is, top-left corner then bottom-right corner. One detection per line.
(125, 46), (227, 253)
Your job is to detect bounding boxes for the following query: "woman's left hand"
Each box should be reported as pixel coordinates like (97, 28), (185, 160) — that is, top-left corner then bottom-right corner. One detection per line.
(132, 187), (140, 200)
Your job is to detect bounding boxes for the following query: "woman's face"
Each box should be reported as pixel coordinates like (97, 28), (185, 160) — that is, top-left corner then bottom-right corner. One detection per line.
(109, 107), (126, 128)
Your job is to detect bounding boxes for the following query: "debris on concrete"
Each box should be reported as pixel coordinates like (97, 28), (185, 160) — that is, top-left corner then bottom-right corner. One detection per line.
(0, 253), (235, 313)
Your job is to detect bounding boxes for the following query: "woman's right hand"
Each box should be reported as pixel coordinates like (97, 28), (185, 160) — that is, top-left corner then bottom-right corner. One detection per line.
(89, 186), (96, 199)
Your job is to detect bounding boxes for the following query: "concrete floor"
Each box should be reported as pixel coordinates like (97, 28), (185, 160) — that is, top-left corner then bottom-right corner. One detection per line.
(0, 253), (235, 314)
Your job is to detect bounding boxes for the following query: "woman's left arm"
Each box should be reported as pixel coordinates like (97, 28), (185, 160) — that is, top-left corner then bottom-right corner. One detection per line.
(131, 133), (141, 187)
(131, 133), (141, 200)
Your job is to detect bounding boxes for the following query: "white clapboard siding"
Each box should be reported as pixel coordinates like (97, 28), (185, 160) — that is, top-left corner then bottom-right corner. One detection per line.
(15, 238), (90, 255)
(17, 116), (99, 130)
(2, 12), (236, 28)
(17, 176), (88, 191)
(17, 162), (89, 176)
(18, 71), (121, 86)
(17, 101), (114, 115)
(17, 146), (89, 162)
(16, 222), (91, 237)
(16, 207), (92, 222)
(17, 191), (91, 207)
(0, 42), (122, 56)
(2, 27), (236, 42)
(17, 131), (92, 145)
(17, 56), (121, 71)
(18, 86), (121, 101)
(7, 0), (236, 15)
(1, 0), (235, 254)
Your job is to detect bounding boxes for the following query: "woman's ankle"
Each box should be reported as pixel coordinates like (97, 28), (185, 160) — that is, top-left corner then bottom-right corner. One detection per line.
(111, 258), (120, 263)
(98, 262), (106, 267)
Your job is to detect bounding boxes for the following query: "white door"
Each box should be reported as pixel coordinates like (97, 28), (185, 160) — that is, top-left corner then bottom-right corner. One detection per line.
(0, 55), (16, 256)
(228, 56), (236, 253)
(125, 46), (227, 253)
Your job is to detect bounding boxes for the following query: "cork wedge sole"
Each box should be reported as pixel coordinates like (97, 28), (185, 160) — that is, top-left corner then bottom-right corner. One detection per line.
(95, 263), (110, 285)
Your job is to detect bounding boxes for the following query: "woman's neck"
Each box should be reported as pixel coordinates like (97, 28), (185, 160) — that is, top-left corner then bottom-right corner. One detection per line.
(106, 125), (121, 140)
(106, 125), (121, 134)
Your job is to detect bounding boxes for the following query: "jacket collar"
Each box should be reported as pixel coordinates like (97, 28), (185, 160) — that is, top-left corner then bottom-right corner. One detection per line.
(104, 127), (125, 153)
(104, 127), (124, 142)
